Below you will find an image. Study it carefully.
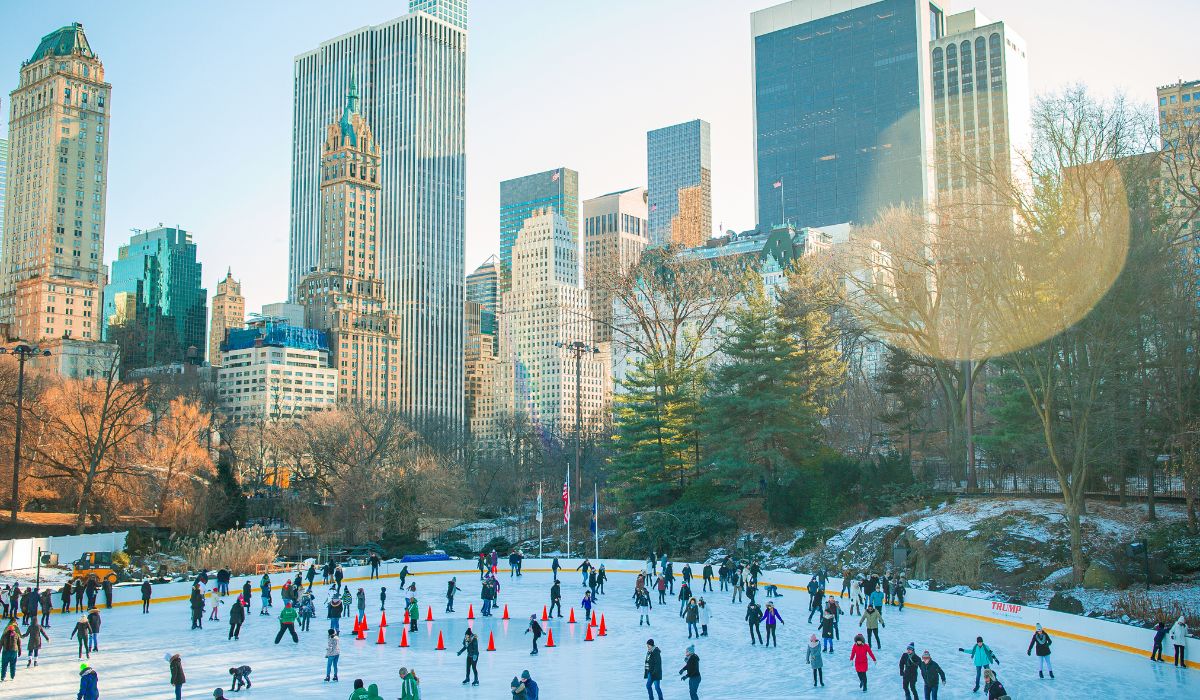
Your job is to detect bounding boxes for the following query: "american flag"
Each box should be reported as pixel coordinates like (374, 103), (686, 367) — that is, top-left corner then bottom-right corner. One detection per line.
(562, 471), (570, 524)
(551, 170), (560, 182)
(773, 179), (783, 189)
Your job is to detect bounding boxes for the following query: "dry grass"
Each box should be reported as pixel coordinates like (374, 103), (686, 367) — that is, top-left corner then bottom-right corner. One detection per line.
(1108, 589), (1200, 629)
(174, 526), (280, 575)
(933, 533), (985, 587)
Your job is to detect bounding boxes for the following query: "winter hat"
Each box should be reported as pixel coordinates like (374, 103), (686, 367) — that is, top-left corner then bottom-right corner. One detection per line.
(214, 690), (226, 699)
(976, 636), (984, 643)
(686, 645), (695, 654)
(80, 663), (89, 671)
(809, 634), (819, 644)
(646, 638), (655, 646)
(907, 642), (915, 650)
(511, 677), (521, 688)
(521, 670), (532, 680)
(1035, 623), (1043, 631)
(163, 653), (172, 663)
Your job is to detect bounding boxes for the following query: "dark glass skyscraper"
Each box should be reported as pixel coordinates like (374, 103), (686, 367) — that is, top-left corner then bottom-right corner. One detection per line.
(498, 167), (578, 295)
(752, 0), (942, 229)
(102, 225), (207, 371)
(647, 119), (711, 248)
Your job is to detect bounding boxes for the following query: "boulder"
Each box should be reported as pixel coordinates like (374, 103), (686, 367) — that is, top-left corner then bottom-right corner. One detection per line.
(1082, 561), (1121, 590)
(1048, 592), (1084, 614)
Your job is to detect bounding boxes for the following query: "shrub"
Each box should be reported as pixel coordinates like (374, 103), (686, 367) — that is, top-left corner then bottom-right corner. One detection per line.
(1048, 592), (1084, 614)
(932, 533), (985, 587)
(112, 551), (131, 569)
(174, 526), (280, 575)
(1108, 589), (1200, 628)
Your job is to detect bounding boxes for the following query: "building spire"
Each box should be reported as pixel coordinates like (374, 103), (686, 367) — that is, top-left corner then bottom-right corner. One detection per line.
(339, 78), (360, 146)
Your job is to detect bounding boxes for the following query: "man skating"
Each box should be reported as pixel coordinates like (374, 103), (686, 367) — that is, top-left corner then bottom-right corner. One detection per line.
(457, 629), (480, 685)
(525, 615), (543, 655)
(745, 600), (764, 645)
(644, 638), (664, 700)
(446, 577), (462, 613)
(273, 601), (299, 644)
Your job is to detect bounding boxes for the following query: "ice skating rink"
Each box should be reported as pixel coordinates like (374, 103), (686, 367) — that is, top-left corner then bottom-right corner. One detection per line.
(5, 567), (1193, 699)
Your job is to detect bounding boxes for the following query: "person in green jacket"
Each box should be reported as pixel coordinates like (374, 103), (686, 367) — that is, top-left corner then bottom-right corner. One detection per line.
(366, 683), (382, 699)
(859, 604), (885, 648)
(274, 601), (299, 644)
(348, 679), (370, 699)
(407, 599), (420, 633)
(399, 666), (420, 700)
(959, 635), (999, 692)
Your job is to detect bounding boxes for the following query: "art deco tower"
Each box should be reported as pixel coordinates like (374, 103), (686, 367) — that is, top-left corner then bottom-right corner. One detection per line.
(2, 23), (110, 341)
(209, 269), (245, 366)
(296, 83), (403, 407)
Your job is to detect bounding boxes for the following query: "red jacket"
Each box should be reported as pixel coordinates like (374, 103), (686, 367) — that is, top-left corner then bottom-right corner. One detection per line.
(850, 643), (876, 672)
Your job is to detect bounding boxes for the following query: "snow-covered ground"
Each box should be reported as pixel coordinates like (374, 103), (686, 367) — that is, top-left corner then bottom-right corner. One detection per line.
(2, 569), (1192, 698)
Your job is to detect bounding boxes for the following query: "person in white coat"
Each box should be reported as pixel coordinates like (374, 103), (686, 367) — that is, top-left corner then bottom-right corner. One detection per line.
(1168, 616), (1189, 668)
(697, 598), (711, 637)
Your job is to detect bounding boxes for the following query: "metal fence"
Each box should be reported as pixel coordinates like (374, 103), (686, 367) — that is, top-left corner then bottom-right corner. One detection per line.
(918, 459), (1189, 500)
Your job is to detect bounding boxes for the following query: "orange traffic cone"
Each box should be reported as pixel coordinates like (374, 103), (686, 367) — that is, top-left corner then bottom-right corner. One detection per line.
(376, 625), (386, 644)
(584, 624), (594, 641)
(361, 615), (369, 631)
(486, 631), (496, 651)
(467, 604), (475, 620)
(399, 628), (409, 647)
(435, 630), (446, 650)
(502, 604), (509, 620)
(568, 608), (576, 623)
(426, 606), (434, 622)
(380, 610), (387, 627)
(545, 627), (555, 647)
(352, 615), (361, 633)
(403, 608), (410, 625)
(356, 621), (366, 640)
(541, 605), (548, 621)
(598, 614), (607, 636)
(590, 611), (597, 627)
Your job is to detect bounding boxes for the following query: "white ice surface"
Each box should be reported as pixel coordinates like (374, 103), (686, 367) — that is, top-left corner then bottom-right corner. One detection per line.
(2, 569), (1193, 699)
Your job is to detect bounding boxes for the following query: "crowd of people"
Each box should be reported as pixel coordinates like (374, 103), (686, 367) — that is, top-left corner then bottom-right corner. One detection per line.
(0, 550), (1193, 697)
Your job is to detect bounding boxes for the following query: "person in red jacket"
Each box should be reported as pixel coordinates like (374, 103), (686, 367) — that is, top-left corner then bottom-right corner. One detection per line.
(850, 633), (877, 692)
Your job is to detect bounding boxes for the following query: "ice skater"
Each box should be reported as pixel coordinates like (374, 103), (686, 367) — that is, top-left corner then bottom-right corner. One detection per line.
(644, 638), (663, 700)
(919, 650), (945, 700)
(167, 652), (186, 700)
(850, 633), (876, 691)
(698, 597), (710, 636)
(69, 615), (90, 659)
(1169, 616), (1189, 667)
(806, 634), (825, 686)
(550, 579), (562, 618)
(445, 577), (461, 613)
(228, 594), (245, 639)
(859, 604), (884, 649)
(1027, 623), (1054, 678)
(745, 600), (764, 645)
(679, 645), (701, 700)
(1151, 621), (1167, 662)
(457, 628), (480, 685)
(899, 643), (921, 700)
(635, 586), (652, 626)
(228, 665), (252, 691)
(274, 601), (299, 644)
(762, 601), (784, 647)
(820, 612), (836, 652)
(324, 629), (340, 682)
(959, 635), (999, 692)
(21, 618), (48, 667)
(684, 598), (700, 638)
(982, 668), (1008, 699)
(524, 614), (543, 655)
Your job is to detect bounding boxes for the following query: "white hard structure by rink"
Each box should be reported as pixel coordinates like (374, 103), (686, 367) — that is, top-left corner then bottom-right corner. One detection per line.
(3, 559), (1192, 699)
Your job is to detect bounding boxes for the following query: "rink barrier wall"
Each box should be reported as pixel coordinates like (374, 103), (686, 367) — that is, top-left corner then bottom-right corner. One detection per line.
(74, 557), (1196, 669)
(0, 531), (128, 571)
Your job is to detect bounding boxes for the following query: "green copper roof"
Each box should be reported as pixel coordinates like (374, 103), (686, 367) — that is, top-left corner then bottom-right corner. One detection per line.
(339, 79), (360, 147)
(29, 22), (95, 64)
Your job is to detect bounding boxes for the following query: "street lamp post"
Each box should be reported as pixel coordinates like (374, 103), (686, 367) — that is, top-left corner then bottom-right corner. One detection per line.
(555, 340), (598, 551)
(1, 343), (51, 526)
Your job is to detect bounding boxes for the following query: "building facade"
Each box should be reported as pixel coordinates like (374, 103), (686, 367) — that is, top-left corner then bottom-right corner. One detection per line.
(2, 23), (111, 342)
(752, 0), (942, 229)
(291, 0), (466, 423)
(930, 10), (1030, 201)
(1157, 78), (1200, 297)
(102, 225), (207, 372)
(583, 187), (648, 343)
(218, 324), (337, 423)
(0, 138), (7, 247)
(647, 120), (711, 248)
(499, 167), (579, 297)
(295, 84), (405, 408)
(208, 269), (245, 366)
(466, 255), (498, 311)
(477, 209), (605, 442)
(260, 301), (307, 327)
(26, 336), (120, 380)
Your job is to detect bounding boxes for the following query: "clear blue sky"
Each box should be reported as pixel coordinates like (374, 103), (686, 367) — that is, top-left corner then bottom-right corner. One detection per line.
(2, 0), (1197, 313)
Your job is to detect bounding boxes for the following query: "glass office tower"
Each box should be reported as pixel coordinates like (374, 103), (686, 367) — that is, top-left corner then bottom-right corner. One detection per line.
(752, 0), (943, 229)
(498, 168), (578, 296)
(647, 119), (712, 248)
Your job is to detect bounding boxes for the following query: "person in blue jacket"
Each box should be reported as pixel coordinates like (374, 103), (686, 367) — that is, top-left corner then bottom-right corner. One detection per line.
(77, 662), (99, 700)
(520, 670), (539, 700)
(959, 635), (999, 692)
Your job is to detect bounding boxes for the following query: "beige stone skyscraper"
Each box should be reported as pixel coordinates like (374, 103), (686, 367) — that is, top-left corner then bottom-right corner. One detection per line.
(2, 23), (110, 342)
(295, 82), (403, 407)
(209, 269), (245, 366)
(583, 187), (648, 344)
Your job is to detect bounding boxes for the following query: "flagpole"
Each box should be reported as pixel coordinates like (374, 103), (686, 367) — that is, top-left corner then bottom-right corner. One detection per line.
(566, 463), (571, 559)
(593, 483), (599, 560)
(779, 177), (786, 227)
(537, 483), (543, 559)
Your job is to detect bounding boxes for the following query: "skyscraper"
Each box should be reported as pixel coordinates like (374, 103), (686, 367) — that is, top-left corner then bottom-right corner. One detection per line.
(499, 167), (578, 296)
(208, 269), (245, 366)
(102, 226), (207, 372)
(2, 23), (111, 342)
(1157, 78), (1200, 293)
(291, 0), (466, 423)
(752, 0), (942, 229)
(0, 138), (7, 255)
(647, 120), (711, 248)
(466, 255), (499, 311)
(583, 187), (648, 343)
(930, 10), (1030, 200)
(296, 85), (403, 408)
(478, 209), (604, 441)
(409, 0), (468, 29)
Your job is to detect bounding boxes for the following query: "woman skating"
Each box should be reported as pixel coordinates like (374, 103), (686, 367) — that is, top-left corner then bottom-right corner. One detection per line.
(850, 633), (876, 691)
(324, 628), (340, 682)
(1168, 616), (1189, 667)
(1027, 623), (1054, 678)
(806, 634), (825, 687)
(457, 628), (479, 685)
(959, 635), (999, 692)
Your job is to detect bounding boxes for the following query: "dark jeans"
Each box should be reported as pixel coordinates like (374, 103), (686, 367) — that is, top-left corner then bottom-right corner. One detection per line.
(924, 685), (939, 700)
(866, 627), (880, 648)
(550, 599), (561, 617)
(229, 622), (241, 639)
(765, 624), (778, 646)
(142, 599), (150, 613)
(174, 684), (182, 700)
(857, 670), (868, 690)
(274, 622), (298, 644)
(903, 678), (918, 700)
(464, 656), (478, 682)
(1, 651), (16, 680)
(973, 665), (990, 690)
(1175, 644), (1186, 667)
(645, 678), (663, 700)
(687, 676), (700, 700)
(1151, 640), (1164, 661)
(748, 623), (763, 644)
(702, 577), (712, 591)
(812, 668), (823, 685)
